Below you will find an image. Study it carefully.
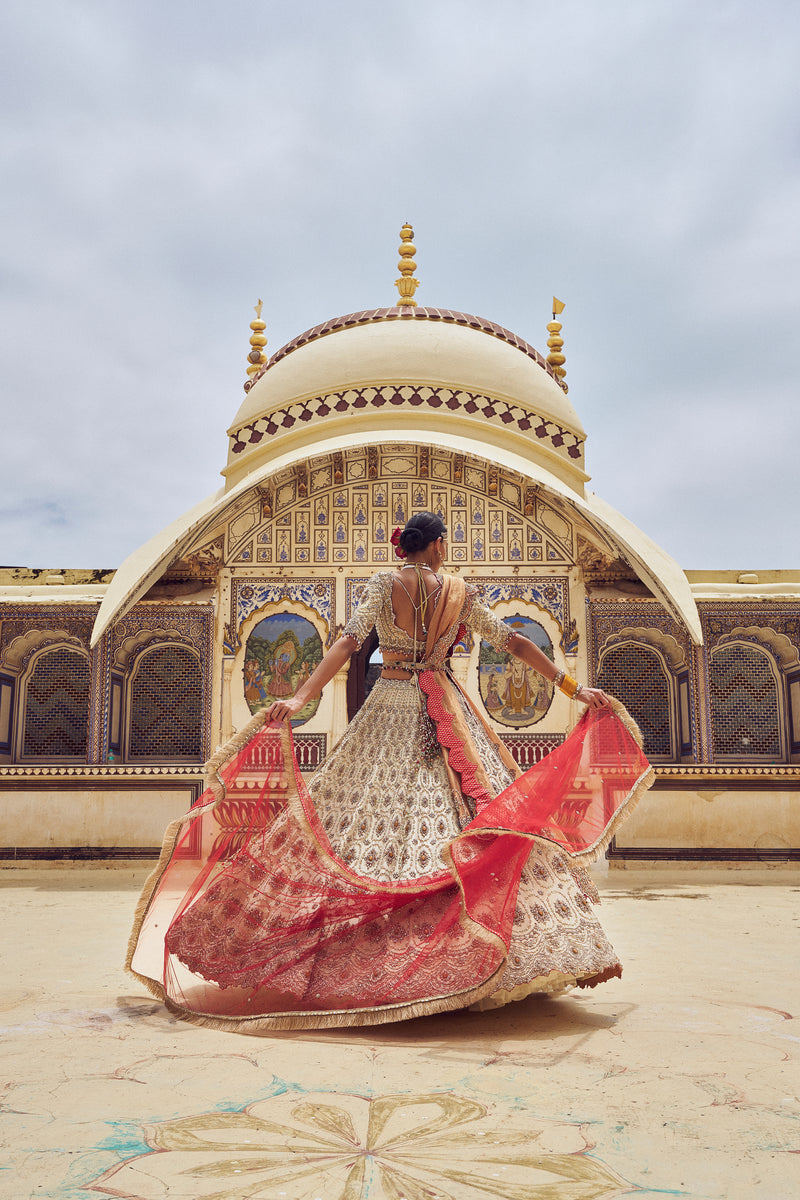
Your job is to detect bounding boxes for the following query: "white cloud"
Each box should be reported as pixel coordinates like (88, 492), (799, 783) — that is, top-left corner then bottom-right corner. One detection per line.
(1, 0), (798, 566)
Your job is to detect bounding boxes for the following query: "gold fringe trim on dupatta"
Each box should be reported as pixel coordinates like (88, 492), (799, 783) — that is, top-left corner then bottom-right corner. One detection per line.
(125, 686), (653, 1032)
(204, 707), (268, 803)
(159, 966), (513, 1034)
(125, 708), (270, 991)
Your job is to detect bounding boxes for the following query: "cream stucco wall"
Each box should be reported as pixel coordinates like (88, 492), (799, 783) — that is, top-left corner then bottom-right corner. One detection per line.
(0, 787), (197, 851)
(613, 786), (800, 852)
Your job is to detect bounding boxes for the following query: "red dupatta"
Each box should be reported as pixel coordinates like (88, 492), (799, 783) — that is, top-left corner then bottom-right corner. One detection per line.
(126, 690), (653, 1031)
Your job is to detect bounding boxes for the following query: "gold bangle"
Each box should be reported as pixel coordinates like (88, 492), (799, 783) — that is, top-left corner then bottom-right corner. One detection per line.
(553, 668), (565, 688)
(559, 674), (580, 699)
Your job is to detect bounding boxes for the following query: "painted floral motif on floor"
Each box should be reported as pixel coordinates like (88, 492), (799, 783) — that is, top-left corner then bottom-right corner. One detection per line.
(88, 1089), (629, 1199)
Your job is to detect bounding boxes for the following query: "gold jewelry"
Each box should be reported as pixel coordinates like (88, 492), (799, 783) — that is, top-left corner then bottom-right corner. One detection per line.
(559, 674), (582, 699)
(553, 668), (565, 688)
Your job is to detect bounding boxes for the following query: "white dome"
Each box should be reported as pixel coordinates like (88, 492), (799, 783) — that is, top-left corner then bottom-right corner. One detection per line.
(224, 309), (587, 492)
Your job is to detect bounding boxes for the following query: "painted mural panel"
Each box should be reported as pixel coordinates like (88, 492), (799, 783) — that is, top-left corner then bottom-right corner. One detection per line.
(224, 448), (578, 572)
(243, 613), (323, 726)
(478, 613), (554, 727)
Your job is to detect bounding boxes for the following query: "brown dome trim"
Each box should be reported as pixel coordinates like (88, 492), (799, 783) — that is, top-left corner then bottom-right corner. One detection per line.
(244, 307), (566, 392)
(228, 382), (585, 466)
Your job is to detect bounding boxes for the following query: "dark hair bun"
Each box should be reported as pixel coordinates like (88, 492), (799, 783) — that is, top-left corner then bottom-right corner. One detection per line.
(400, 527), (425, 553)
(397, 511), (447, 554)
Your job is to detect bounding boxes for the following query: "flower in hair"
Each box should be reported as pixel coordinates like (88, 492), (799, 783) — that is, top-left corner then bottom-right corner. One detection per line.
(390, 527), (407, 559)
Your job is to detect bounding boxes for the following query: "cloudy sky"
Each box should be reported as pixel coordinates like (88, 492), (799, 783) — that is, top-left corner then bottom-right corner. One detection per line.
(1, 0), (798, 571)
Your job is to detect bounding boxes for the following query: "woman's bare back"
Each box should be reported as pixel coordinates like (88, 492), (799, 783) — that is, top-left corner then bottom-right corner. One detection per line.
(390, 568), (442, 644)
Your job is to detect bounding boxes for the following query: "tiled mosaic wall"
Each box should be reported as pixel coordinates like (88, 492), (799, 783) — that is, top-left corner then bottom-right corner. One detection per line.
(129, 646), (203, 761)
(22, 648), (90, 760)
(597, 645), (671, 758)
(710, 644), (781, 758)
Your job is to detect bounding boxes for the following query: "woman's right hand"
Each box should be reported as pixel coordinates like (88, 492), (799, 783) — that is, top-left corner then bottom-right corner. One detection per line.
(263, 695), (305, 724)
(575, 686), (611, 710)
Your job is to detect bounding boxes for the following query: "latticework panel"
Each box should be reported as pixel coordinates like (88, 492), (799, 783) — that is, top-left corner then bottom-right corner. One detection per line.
(597, 644), (671, 758)
(129, 646), (203, 761)
(22, 648), (90, 759)
(710, 644), (781, 758)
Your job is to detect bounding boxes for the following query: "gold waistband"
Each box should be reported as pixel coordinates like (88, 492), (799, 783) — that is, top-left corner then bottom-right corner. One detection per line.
(380, 649), (447, 679)
(380, 658), (443, 678)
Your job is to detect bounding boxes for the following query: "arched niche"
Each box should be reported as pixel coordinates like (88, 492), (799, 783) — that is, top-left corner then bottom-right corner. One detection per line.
(601, 626), (687, 671)
(92, 437), (702, 649)
(19, 644), (91, 762)
(127, 643), (203, 762)
(112, 627), (196, 671)
(597, 642), (673, 760)
(223, 446), (578, 571)
(231, 598), (330, 736)
(717, 627), (799, 670)
(1, 628), (84, 673)
(709, 641), (783, 760)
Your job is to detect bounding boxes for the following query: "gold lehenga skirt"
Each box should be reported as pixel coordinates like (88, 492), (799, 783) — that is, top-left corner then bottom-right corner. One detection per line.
(308, 678), (621, 1004)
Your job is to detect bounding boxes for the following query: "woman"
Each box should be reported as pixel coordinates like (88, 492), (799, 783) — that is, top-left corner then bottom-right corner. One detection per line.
(127, 513), (652, 1030)
(503, 657), (534, 716)
(265, 641), (295, 698)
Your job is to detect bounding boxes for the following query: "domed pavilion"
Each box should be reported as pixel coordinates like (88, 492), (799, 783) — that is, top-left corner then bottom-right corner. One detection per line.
(1, 226), (798, 865)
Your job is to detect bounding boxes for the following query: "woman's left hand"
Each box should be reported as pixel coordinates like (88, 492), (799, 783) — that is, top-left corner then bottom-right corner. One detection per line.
(576, 687), (611, 710)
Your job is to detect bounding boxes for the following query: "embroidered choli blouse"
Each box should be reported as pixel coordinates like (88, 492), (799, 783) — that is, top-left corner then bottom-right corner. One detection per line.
(342, 571), (512, 667)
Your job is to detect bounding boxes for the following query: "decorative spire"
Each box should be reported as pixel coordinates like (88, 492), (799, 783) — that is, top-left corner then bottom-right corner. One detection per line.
(546, 297), (568, 392)
(395, 223), (420, 308)
(244, 299), (268, 391)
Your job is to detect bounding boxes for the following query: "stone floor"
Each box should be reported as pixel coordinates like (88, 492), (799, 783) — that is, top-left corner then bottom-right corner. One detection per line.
(1, 865), (798, 1200)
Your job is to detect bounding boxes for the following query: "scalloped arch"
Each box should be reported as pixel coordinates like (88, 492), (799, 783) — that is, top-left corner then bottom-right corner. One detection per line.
(599, 626), (687, 671)
(716, 627), (799, 669)
(1, 629), (85, 672)
(112, 627), (196, 670)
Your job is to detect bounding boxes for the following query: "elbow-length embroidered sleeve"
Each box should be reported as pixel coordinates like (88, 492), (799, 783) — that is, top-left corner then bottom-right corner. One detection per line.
(342, 573), (388, 648)
(464, 591), (512, 654)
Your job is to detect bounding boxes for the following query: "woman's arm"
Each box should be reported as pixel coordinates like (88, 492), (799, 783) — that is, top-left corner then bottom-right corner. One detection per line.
(468, 596), (610, 711)
(506, 632), (610, 711)
(263, 634), (359, 723)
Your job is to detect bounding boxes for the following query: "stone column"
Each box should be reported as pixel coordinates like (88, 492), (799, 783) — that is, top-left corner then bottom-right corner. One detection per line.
(87, 634), (110, 764)
(449, 655), (470, 692)
(330, 662), (350, 745)
(220, 657), (235, 746)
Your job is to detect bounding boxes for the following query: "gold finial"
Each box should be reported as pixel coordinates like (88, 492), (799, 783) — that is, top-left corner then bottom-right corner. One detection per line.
(395, 223), (420, 309)
(245, 298), (268, 390)
(546, 296), (568, 392)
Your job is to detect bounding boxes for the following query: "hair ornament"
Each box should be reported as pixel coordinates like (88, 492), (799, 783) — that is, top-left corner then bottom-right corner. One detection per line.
(390, 527), (407, 559)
